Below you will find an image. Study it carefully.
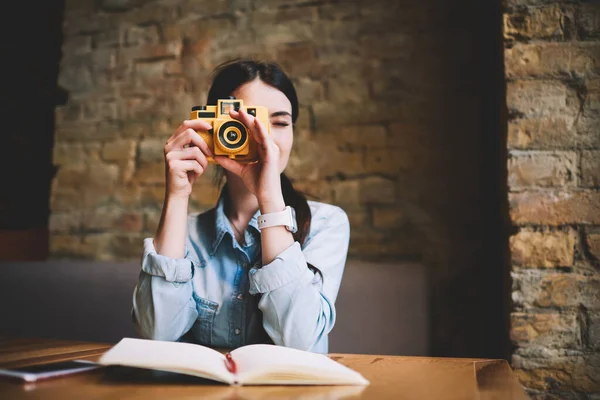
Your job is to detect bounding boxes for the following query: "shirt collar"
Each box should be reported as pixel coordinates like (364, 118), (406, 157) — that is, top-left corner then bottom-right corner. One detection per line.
(211, 187), (261, 255)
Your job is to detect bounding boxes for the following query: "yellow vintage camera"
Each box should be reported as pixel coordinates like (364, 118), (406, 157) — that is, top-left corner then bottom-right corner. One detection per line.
(190, 97), (270, 164)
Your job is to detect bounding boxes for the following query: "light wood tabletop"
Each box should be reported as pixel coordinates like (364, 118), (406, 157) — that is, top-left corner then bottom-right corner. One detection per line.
(0, 337), (528, 400)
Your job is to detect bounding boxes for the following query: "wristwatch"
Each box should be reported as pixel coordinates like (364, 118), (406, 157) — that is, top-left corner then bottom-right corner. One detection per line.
(257, 206), (298, 233)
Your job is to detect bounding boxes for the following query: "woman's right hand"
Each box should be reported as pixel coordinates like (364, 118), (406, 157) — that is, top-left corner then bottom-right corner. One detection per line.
(163, 119), (214, 198)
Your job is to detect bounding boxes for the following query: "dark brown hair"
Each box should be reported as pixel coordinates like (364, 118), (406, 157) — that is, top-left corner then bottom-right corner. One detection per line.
(207, 58), (321, 280)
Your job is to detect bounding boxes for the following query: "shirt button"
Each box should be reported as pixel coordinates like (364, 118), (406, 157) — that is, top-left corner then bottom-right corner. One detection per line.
(234, 328), (241, 335)
(237, 293), (244, 300)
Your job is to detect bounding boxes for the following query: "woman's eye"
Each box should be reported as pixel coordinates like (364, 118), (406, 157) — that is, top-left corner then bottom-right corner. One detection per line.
(272, 121), (290, 127)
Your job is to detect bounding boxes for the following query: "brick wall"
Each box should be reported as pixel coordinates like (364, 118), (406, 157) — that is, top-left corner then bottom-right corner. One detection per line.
(52, 0), (505, 357)
(504, 0), (600, 397)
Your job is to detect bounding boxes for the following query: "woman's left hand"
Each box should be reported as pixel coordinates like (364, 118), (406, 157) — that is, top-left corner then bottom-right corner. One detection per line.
(214, 108), (283, 207)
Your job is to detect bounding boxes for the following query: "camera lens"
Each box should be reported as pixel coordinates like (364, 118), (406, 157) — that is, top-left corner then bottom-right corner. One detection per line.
(227, 131), (238, 142)
(217, 121), (248, 151)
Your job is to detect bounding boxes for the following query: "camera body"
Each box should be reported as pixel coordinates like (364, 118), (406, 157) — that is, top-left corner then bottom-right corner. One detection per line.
(190, 98), (270, 164)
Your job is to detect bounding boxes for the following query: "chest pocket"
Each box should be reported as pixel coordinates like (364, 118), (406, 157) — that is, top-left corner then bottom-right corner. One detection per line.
(190, 294), (219, 346)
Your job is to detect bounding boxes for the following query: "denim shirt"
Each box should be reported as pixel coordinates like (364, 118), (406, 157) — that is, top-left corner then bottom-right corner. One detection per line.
(131, 194), (350, 354)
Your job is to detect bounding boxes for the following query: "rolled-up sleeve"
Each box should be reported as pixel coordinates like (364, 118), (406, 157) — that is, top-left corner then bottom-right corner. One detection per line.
(248, 207), (350, 352)
(141, 238), (195, 283)
(132, 238), (198, 341)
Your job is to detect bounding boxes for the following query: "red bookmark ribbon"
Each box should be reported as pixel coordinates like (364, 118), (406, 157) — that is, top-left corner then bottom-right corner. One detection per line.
(225, 353), (237, 374)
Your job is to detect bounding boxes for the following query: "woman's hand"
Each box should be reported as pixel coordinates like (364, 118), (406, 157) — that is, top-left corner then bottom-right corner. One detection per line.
(214, 108), (283, 209)
(163, 119), (214, 199)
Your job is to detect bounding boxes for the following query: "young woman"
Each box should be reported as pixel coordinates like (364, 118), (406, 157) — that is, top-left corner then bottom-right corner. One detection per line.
(132, 59), (350, 354)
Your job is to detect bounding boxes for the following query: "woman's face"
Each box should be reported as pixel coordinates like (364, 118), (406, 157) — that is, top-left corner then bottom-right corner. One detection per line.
(232, 79), (294, 173)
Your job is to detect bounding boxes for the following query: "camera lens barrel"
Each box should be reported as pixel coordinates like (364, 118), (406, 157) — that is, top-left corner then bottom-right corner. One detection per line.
(217, 121), (247, 151)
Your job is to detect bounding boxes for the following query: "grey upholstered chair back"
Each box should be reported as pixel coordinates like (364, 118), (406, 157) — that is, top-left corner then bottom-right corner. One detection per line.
(0, 259), (428, 356)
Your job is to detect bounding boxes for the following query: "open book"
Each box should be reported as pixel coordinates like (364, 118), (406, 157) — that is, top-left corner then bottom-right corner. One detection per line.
(98, 338), (370, 386)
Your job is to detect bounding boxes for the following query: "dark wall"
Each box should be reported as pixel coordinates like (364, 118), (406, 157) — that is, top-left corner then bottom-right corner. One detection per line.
(477, 0), (510, 361)
(424, 0), (509, 360)
(0, 1), (65, 259)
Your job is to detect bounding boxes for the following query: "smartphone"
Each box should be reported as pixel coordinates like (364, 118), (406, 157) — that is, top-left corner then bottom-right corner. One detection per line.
(0, 360), (104, 382)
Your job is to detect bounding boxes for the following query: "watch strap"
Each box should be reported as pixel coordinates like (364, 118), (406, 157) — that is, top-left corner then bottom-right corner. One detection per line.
(257, 206), (294, 231)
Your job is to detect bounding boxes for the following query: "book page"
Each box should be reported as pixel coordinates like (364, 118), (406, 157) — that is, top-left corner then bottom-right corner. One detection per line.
(98, 338), (233, 384)
(230, 344), (369, 385)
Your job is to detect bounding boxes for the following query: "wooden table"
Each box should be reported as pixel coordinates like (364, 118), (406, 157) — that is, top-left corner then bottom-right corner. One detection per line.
(0, 337), (528, 399)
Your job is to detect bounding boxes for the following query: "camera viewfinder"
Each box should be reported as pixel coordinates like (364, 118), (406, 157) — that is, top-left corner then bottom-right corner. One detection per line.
(220, 101), (241, 115)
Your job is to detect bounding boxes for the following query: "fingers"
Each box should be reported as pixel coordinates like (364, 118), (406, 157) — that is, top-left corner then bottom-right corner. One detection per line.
(252, 117), (270, 145)
(168, 159), (204, 179)
(229, 108), (279, 165)
(166, 119), (213, 146)
(229, 108), (270, 146)
(214, 155), (244, 177)
(165, 128), (213, 157)
(188, 131), (213, 157)
(165, 147), (208, 171)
